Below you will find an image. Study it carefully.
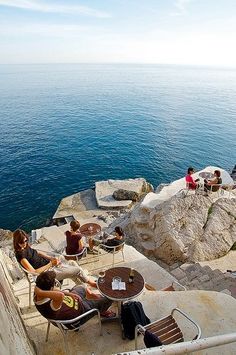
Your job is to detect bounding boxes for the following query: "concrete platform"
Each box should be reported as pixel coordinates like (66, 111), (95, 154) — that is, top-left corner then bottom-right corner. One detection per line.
(13, 243), (236, 355)
(95, 178), (146, 209)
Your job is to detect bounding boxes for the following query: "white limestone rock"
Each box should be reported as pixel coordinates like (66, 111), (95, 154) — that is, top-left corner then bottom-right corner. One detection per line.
(0, 228), (13, 248)
(126, 194), (236, 264)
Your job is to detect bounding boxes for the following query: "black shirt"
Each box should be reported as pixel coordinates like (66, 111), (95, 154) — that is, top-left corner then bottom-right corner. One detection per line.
(15, 246), (49, 269)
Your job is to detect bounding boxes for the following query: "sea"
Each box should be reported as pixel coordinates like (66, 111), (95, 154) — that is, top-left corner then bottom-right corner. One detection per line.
(0, 64), (236, 232)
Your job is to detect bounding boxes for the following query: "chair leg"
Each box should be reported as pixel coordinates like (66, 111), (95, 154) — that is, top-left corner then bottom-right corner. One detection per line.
(29, 282), (32, 307)
(97, 312), (102, 336)
(62, 331), (70, 355)
(135, 326), (139, 350)
(46, 321), (51, 342)
(122, 249), (125, 262)
(112, 251), (115, 267)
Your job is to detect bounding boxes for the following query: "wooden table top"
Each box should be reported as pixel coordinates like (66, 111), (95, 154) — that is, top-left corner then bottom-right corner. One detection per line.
(80, 223), (101, 236)
(97, 266), (144, 301)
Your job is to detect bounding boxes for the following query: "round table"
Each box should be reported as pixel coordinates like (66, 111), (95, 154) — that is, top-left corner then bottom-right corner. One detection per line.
(97, 266), (145, 302)
(80, 223), (101, 236)
(97, 266), (145, 337)
(199, 171), (214, 179)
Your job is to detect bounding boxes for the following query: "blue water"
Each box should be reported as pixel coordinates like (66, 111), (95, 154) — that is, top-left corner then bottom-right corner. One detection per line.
(0, 64), (236, 232)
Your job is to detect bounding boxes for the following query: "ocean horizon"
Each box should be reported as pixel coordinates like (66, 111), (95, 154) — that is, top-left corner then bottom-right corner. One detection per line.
(0, 63), (236, 232)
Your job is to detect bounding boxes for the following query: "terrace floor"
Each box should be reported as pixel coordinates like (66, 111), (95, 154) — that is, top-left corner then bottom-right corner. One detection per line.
(13, 243), (236, 355)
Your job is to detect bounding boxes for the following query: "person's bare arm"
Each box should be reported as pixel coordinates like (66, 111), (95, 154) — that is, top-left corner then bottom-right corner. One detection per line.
(37, 250), (54, 260)
(63, 290), (81, 300)
(207, 177), (218, 186)
(20, 258), (57, 274)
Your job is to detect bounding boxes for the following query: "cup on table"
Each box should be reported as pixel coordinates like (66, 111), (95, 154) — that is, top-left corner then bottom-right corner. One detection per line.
(98, 270), (106, 284)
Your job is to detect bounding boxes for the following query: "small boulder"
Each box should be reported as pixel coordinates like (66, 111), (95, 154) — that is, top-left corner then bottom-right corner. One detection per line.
(113, 189), (139, 202)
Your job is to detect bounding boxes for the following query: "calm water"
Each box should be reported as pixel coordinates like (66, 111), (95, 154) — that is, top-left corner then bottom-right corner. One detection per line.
(0, 64), (236, 232)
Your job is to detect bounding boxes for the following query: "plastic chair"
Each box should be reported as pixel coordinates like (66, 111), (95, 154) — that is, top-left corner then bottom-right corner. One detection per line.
(62, 247), (87, 264)
(19, 264), (38, 307)
(135, 308), (201, 350)
(97, 241), (125, 267)
(176, 182), (201, 198)
(46, 308), (102, 355)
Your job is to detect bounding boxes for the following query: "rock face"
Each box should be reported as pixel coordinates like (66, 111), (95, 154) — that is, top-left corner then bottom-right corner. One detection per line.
(0, 228), (13, 248)
(95, 178), (153, 209)
(125, 195), (236, 264)
(231, 164), (236, 181)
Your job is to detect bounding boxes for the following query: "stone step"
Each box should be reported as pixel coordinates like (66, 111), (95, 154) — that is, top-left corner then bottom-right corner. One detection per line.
(161, 260), (236, 298)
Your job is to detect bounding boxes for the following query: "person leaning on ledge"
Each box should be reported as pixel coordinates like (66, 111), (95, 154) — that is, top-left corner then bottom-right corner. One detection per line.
(13, 229), (96, 287)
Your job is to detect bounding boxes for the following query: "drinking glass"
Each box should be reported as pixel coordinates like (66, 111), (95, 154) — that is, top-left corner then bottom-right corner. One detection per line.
(98, 270), (106, 284)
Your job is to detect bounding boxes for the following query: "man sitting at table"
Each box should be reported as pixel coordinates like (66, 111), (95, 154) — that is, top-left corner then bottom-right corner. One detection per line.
(13, 229), (96, 287)
(34, 270), (116, 321)
(185, 167), (200, 190)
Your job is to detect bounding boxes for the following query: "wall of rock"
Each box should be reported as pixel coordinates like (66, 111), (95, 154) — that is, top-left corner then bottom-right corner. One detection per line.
(124, 195), (236, 264)
(0, 250), (34, 355)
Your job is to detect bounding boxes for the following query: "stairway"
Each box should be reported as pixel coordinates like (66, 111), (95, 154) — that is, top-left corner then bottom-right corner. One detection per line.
(160, 261), (236, 298)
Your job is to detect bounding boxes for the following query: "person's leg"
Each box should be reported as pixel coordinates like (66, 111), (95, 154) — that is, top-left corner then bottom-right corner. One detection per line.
(54, 263), (89, 283)
(72, 285), (112, 314)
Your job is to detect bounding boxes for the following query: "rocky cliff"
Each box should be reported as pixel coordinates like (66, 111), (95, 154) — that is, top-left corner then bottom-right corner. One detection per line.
(124, 195), (236, 264)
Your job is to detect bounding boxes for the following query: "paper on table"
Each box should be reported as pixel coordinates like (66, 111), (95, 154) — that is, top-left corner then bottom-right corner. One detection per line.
(112, 281), (126, 290)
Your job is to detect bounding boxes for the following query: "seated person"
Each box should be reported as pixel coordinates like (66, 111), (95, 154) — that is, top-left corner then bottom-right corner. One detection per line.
(88, 226), (124, 252)
(65, 220), (84, 259)
(104, 226), (124, 249)
(34, 270), (115, 321)
(13, 229), (96, 287)
(204, 170), (222, 192)
(185, 167), (200, 190)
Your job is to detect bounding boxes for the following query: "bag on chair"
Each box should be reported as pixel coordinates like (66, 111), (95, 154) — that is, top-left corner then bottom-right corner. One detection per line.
(121, 301), (150, 340)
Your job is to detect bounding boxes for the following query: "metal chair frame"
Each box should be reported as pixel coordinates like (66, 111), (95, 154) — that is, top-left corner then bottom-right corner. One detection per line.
(97, 241), (125, 267)
(19, 264), (38, 307)
(46, 308), (102, 354)
(62, 247), (87, 265)
(135, 307), (201, 350)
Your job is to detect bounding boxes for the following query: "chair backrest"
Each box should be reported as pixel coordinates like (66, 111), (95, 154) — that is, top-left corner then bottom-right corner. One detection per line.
(147, 314), (184, 345)
(135, 308), (201, 350)
(19, 264), (38, 282)
(62, 247), (87, 261)
(101, 241), (125, 253)
(210, 183), (221, 192)
(46, 308), (102, 336)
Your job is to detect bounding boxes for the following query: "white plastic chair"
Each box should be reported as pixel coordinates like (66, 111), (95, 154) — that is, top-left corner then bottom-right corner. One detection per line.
(97, 241), (125, 267)
(62, 247), (87, 265)
(46, 308), (102, 355)
(19, 264), (38, 307)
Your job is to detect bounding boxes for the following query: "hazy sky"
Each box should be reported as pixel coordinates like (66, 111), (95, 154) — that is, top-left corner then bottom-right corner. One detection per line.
(0, 0), (236, 66)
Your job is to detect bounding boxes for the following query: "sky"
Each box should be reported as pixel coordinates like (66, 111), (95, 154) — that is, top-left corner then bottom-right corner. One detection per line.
(0, 0), (236, 66)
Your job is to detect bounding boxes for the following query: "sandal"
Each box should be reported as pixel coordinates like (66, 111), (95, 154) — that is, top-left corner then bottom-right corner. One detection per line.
(101, 310), (116, 318)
